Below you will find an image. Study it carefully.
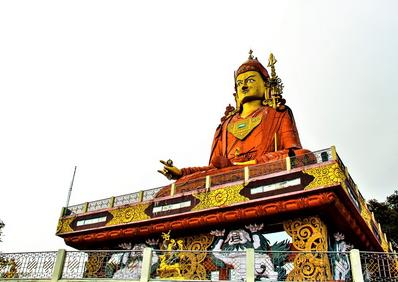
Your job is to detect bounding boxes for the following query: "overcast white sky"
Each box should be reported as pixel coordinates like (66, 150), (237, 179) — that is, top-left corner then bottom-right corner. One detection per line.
(0, 0), (397, 252)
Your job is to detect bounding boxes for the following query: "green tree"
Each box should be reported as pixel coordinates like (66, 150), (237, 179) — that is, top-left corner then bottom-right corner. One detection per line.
(368, 190), (398, 251)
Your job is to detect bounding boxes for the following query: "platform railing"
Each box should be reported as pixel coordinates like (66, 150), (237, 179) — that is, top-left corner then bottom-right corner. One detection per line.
(149, 249), (248, 281)
(3, 249), (396, 281)
(0, 251), (57, 279)
(62, 147), (334, 217)
(61, 249), (144, 280)
(360, 251), (398, 281)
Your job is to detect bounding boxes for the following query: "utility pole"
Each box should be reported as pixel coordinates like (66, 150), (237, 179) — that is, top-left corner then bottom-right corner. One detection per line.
(65, 166), (77, 208)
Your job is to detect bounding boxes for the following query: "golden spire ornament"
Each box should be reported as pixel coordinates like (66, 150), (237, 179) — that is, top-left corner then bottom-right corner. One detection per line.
(267, 53), (278, 79)
(265, 52), (285, 110)
(248, 49), (254, 60)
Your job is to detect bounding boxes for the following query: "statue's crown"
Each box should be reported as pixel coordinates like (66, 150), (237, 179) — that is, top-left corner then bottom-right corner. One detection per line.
(235, 50), (270, 82)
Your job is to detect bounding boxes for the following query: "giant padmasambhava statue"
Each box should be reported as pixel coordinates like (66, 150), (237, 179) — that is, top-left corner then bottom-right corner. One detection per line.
(159, 51), (309, 182)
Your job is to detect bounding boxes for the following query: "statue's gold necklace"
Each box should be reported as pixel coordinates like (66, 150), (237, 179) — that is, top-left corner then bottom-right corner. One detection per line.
(227, 110), (262, 140)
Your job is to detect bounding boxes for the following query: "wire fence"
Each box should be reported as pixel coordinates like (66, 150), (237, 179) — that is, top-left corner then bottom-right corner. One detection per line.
(254, 250), (352, 282)
(62, 250), (144, 279)
(0, 251), (57, 279)
(3, 249), (398, 281)
(114, 192), (141, 207)
(361, 252), (398, 281)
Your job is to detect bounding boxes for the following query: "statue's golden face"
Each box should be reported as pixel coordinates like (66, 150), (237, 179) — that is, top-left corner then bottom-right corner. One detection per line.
(236, 71), (266, 106)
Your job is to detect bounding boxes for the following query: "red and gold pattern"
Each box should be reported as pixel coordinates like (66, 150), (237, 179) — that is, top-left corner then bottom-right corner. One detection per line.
(303, 163), (345, 190)
(107, 203), (150, 225)
(192, 184), (247, 210)
(284, 216), (332, 281)
(157, 233), (214, 280)
(56, 216), (75, 234)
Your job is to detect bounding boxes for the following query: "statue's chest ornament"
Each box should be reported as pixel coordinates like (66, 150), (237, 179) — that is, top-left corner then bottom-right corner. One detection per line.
(227, 115), (262, 140)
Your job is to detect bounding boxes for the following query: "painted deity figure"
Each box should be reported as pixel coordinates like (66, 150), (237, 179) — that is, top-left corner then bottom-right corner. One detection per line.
(159, 51), (309, 181)
(331, 232), (353, 281)
(156, 231), (185, 279)
(105, 240), (159, 279)
(210, 224), (290, 281)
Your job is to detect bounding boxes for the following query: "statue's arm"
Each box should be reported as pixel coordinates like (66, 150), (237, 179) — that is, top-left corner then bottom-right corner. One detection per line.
(180, 165), (214, 176)
(279, 107), (302, 150)
(209, 122), (233, 169)
(255, 108), (308, 163)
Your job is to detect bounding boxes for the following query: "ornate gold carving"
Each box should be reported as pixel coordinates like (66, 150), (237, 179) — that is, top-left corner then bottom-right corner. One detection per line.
(156, 232), (214, 280)
(157, 231), (185, 279)
(358, 195), (388, 251)
(56, 217), (75, 234)
(303, 163), (346, 190)
(179, 234), (214, 280)
(227, 115), (262, 140)
(56, 219), (62, 233)
(0, 258), (18, 278)
(381, 235), (389, 252)
(360, 201), (372, 229)
(84, 252), (108, 278)
(192, 184), (248, 211)
(284, 216), (332, 281)
(107, 204), (150, 226)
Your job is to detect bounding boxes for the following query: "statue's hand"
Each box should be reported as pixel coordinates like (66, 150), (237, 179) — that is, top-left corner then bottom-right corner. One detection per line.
(119, 242), (132, 250)
(210, 229), (225, 237)
(146, 238), (159, 247)
(246, 223), (264, 233)
(258, 151), (288, 162)
(158, 159), (182, 180)
(211, 156), (232, 169)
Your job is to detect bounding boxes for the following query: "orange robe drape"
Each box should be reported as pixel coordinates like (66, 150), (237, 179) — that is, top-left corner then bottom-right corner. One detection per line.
(179, 106), (305, 180)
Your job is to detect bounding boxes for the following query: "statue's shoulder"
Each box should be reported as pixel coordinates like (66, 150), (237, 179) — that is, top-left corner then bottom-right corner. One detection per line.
(264, 105), (293, 116)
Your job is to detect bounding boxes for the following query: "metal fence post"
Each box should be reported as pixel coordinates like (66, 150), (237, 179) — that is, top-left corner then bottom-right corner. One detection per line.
(170, 183), (176, 196)
(246, 248), (255, 282)
(331, 145), (337, 160)
(108, 196), (115, 208)
(244, 166), (250, 184)
(51, 249), (66, 282)
(140, 247), (153, 282)
(286, 157), (291, 171)
(205, 175), (211, 191)
(350, 249), (364, 282)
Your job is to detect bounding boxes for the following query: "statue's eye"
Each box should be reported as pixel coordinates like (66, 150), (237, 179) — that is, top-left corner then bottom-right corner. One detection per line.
(237, 81), (242, 86)
(247, 78), (255, 83)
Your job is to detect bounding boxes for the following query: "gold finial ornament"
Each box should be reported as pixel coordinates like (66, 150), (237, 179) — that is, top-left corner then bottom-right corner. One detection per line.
(248, 49), (254, 60)
(267, 53), (278, 78)
(263, 52), (286, 110)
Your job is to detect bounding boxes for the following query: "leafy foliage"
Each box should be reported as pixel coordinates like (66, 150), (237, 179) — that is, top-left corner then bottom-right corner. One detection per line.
(368, 190), (398, 251)
(270, 239), (290, 281)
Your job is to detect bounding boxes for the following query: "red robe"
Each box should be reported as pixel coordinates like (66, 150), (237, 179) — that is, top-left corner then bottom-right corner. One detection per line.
(180, 105), (306, 180)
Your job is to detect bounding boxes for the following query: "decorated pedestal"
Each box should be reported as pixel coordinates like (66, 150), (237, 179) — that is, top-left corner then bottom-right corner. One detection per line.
(56, 147), (392, 281)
